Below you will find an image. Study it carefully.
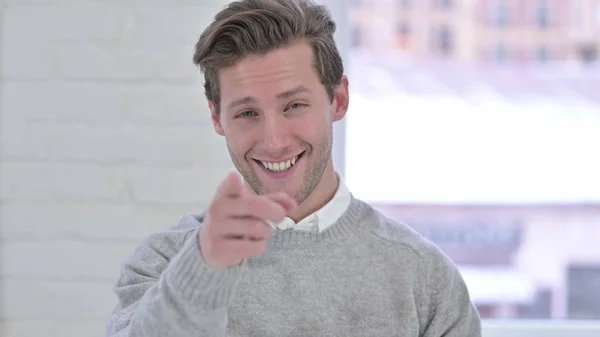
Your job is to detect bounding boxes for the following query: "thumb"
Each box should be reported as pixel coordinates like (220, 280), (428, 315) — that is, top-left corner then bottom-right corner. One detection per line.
(215, 172), (244, 198)
(266, 192), (297, 213)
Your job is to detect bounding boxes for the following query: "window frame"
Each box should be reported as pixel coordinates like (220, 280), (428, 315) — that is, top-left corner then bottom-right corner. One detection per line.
(324, 0), (349, 178)
(324, 0), (600, 334)
(482, 320), (600, 337)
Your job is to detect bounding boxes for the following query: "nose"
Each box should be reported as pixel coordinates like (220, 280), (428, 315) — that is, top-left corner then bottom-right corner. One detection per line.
(260, 113), (290, 154)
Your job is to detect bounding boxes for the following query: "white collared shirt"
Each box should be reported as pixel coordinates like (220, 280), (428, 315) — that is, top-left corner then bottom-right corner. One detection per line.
(270, 175), (352, 233)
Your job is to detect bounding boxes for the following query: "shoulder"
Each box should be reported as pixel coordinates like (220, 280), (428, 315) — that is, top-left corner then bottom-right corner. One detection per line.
(357, 200), (463, 285)
(357, 201), (480, 331)
(358, 201), (446, 262)
(124, 212), (205, 267)
(109, 212), (208, 325)
(145, 212), (205, 250)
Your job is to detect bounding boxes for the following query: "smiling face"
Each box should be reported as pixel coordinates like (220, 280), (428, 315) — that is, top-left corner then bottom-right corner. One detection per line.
(210, 40), (349, 209)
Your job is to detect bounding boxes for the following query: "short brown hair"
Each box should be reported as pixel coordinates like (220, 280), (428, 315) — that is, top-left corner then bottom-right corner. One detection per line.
(192, 0), (344, 113)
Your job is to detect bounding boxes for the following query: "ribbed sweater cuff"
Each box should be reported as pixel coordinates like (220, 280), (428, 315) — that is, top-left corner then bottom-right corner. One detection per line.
(165, 228), (245, 309)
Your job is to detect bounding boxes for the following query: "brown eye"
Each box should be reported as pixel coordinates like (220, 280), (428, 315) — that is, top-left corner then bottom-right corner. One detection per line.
(287, 103), (307, 111)
(236, 110), (256, 118)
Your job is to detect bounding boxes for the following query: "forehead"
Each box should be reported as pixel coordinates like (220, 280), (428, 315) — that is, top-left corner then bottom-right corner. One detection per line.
(218, 41), (323, 100)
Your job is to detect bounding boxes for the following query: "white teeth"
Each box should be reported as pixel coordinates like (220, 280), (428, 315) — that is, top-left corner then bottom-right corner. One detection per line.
(260, 155), (299, 172)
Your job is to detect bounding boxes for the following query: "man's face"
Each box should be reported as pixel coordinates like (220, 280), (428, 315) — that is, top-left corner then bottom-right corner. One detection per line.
(210, 40), (348, 205)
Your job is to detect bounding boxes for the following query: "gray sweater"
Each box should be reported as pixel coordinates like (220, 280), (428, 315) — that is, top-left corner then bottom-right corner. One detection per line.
(107, 197), (481, 336)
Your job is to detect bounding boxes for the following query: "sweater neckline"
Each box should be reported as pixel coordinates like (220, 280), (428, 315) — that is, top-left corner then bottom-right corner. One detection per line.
(267, 196), (367, 247)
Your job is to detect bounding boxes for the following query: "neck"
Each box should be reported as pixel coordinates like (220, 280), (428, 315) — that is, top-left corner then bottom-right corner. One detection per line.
(288, 159), (338, 223)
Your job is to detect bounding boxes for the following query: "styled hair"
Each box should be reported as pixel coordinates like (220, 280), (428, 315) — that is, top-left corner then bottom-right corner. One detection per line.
(192, 0), (344, 113)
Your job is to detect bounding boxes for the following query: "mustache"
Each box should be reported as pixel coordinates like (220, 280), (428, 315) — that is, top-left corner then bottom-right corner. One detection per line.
(249, 145), (310, 160)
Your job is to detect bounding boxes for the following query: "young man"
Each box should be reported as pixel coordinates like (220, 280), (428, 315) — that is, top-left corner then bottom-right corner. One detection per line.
(107, 0), (482, 336)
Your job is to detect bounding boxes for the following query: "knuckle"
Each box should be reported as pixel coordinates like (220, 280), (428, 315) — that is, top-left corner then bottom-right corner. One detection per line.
(253, 242), (268, 256)
(259, 222), (272, 238)
(255, 197), (274, 214)
(264, 229), (273, 239)
(212, 237), (229, 255)
(269, 202), (286, 220)
(200, 220), (218, 240)
(255, 200), (281, 220)
(246, 196), (264, 214)
(253, 220), (264, 231)
(208, 198), (226, 215)
(198, 227), (212, 246)
(232, 243), (248, 259)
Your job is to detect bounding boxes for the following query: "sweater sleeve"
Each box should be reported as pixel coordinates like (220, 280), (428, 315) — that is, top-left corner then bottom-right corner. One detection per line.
(106, 225), (245, 337)
(420, 249), (482, 337)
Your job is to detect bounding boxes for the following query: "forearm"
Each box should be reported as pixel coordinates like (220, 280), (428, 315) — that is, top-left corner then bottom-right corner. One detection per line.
(114, 281), (228, 337)
(108, 230), (245, 337)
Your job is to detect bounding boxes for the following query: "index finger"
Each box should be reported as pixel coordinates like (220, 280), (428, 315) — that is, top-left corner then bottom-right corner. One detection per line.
(229, 194), (288, 223)
(214, 172), (244, 199)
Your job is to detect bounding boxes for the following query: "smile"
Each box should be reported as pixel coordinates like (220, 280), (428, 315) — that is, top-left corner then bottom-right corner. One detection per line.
(256, 152), (304, 172)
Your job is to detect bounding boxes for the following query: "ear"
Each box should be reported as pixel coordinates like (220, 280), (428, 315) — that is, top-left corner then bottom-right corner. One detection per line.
(332, 75), (349, 122)
(209, 101), (225, 136)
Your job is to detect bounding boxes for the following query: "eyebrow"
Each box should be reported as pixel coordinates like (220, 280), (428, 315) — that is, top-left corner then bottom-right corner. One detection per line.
(225, 85), (311, 110)
(276, 85), (311, 99)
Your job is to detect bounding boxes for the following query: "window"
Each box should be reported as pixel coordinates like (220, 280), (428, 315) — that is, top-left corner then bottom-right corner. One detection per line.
(330, 0), (600, 335)
(490, 0), (510, 27)
(396, 23), (412, 50)
(494, 44), (508, 63)
(537, 0), (551, 28)
(398, 0), (411, 8)
(579, 45), (598, 64)
(567, 266), (600, 319)
(398, 23), (410, 36)
(433, 26), (452, 55)
(536, 45), (549, 62)
(351, 26), (361, 48)
(570, 0), (583, 29)
(434, 0), (453, 9)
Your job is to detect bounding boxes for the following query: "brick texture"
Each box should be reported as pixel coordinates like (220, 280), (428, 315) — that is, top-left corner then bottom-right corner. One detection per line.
(0, 1), (232, 336)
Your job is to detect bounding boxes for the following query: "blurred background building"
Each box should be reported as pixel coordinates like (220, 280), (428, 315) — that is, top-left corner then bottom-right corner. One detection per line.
(350, 0), (600, 65)
(345, 0), (600, 321)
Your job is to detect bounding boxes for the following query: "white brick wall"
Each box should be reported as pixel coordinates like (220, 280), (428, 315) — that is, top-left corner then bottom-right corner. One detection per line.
(0, 1), (232, 336)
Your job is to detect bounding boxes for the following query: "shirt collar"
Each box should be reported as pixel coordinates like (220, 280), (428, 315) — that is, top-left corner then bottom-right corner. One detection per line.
(271, 174), (352, 232)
